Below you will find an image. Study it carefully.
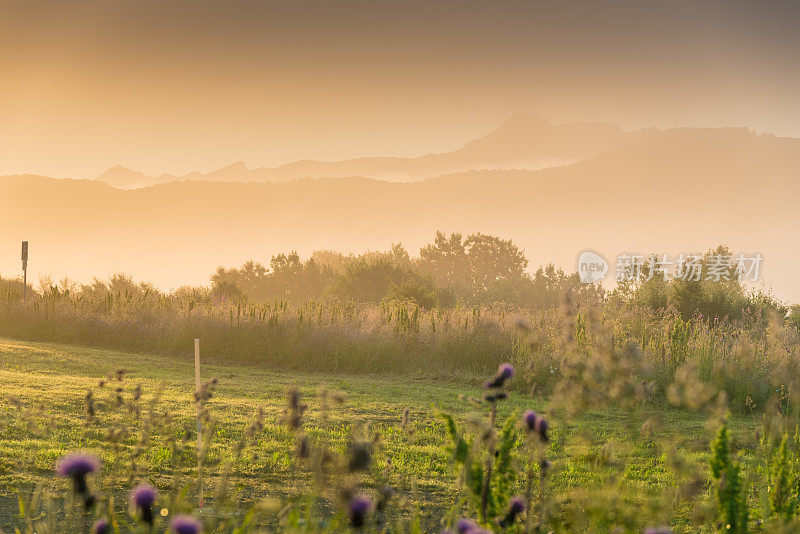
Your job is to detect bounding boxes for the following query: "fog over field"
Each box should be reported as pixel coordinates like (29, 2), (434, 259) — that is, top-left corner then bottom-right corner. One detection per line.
(2, 114), (798, 301)
(4, 2), (800, 533)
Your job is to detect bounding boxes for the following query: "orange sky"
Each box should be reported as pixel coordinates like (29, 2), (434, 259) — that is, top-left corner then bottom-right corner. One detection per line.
(1, 1), (799, 178)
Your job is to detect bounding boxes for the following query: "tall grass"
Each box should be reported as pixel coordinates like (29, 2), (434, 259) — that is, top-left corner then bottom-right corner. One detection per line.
(1, 274), (797, 410)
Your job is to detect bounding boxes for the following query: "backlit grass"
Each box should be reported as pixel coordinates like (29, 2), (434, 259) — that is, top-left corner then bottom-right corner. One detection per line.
(0, 337), (756, 532)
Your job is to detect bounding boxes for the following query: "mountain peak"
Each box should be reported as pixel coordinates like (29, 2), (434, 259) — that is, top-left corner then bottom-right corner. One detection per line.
(96, 164), (158, 188)
(97, 163), (134, 177)
(206, 161), (249, 180)
(93, 113), (636, 188)
(218, 161), (247, 172)
(500, 111), (551, 128)
(460, 112), (554, 154)
(97, 164), (144, 181)
(473, 112), (554, 143)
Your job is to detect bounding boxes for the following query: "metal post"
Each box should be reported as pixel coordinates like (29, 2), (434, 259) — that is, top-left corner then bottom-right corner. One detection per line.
(21, 241), (28, 303)
(194, 338), (203, 508)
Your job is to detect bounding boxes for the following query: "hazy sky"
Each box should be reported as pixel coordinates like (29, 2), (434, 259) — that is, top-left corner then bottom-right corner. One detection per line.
(2, 1), (799, 177)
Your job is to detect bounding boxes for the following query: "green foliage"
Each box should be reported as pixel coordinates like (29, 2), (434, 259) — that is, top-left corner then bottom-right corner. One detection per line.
(441, 366), (525, 528)
(441, 413), (470, 465)
(574, 312), (589, 352)
(212, 255), (335, 304)
(668, 316), (691, 372)
(629, 246), (784, 323)
(769, 434), (798, 521)
(4, 308), (800, 531)
(5, 238), (800, 531)
(788, 305), (800, 334)
(0, 261), (798, 411)
(709, 422), (749, 533)
(487, 414), (521, 516)
(209, 232), (603, 308)
(329, 257), (444, 307)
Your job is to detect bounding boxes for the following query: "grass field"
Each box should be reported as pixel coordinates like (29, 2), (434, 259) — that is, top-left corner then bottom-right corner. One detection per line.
(0, 337), (758, 532)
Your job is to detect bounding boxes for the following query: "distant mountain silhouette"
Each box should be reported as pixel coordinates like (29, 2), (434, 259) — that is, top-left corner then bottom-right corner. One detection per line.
(94, 112), (654, 188)
(96, 164), (162, 189)
(3, 125), (799, 302)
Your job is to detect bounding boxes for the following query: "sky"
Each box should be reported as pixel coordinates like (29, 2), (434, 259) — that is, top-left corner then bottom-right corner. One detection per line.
(1, 0), (799, 178)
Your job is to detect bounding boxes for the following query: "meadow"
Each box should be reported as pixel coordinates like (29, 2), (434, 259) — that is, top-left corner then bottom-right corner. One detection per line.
(0, 244), (799, 532)
(0, 338), (752, 533)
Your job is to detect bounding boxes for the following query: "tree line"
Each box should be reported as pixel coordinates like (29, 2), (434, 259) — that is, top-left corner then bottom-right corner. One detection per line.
(210, 232), (602, 309)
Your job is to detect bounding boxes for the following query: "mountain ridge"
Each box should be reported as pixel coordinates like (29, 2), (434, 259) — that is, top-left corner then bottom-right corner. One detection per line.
(92, 112), (656, 188)
(3, 125), (798, 302)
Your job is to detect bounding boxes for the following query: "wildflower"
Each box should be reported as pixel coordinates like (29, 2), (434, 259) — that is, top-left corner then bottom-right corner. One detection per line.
(483, 391), (508, 402)
(56, 453), (100, 507)
(245, 406), (265, 438)
(287, 388), (302, 411)
(171, 514), (203, 534)
(347, 440), (372, 472)
(535, 415), (549, 443)
(524, 410), (538, 431)
(376, 484), (394, 511)
(497, 496), (526, 527)
(92, 518), (109, 534)
(296, 434), (310, 459)
(194, 378), (218, 404)
(485, 363), (514, 389)
(349, 495), (372, 528)
(85, 390), (95, 418)
(456, 518), (479, 533)
(523, 410), (549, 443)
(131, 484), (157, 526)
(514, 317), (531, 332)
(285, 388), (306, 429)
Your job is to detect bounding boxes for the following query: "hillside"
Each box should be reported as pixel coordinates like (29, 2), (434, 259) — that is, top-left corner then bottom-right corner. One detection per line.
(2, 127), (799, 301)
(94, 112), (650, 188)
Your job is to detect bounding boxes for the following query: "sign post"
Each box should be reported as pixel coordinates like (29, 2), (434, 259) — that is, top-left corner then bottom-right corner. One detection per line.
(194, 338), (204, 508)
(21, 241), (28, 303)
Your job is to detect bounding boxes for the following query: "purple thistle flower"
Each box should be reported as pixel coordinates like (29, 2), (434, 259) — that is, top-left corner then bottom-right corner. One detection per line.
(535, 415), (549, 442)
(485, 363), (514, 389)
(171, 514), (203, 534)
(131, 484), (157, 507)
(508, 495), (526, 515)
(92, 518), (109, 534)
(456, 518), (479, 533)
(56, 453), (100, 506)
(131, 484), (157, 525)
(497, 496), (526, 527)
(349, 495), (372, 528)
(523, 410), (549, 442)
(56, 453), (100, 478)
(524, 410), (538, 431)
